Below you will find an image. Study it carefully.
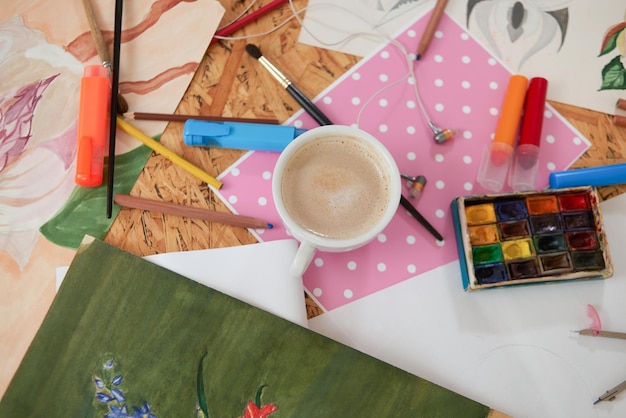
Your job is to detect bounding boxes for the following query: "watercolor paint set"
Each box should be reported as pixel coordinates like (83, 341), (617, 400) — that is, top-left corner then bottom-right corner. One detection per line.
(451, 186), (613, 291)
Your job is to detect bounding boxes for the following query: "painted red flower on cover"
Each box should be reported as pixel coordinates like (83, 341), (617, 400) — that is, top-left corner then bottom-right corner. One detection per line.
(241, 401), (278, 418)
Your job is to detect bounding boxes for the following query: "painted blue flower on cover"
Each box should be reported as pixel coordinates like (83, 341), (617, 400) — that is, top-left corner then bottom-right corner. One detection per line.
(93, 359), (156, 418)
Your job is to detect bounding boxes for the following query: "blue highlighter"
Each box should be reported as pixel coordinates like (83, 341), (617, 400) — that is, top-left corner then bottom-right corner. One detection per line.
(549, 162), (626, 188)
(183, 119), (306, 152)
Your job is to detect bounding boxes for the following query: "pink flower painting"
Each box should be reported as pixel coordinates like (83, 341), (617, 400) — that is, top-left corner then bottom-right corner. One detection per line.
(0, 16), (79, 270)
(0, 0), (224, 399)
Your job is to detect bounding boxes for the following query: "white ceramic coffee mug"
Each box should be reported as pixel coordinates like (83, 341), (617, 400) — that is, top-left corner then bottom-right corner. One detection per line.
(272, 124), (401, 277)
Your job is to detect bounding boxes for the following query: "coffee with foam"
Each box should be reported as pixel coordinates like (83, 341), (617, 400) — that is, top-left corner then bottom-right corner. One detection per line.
(280, 135), (391, 240)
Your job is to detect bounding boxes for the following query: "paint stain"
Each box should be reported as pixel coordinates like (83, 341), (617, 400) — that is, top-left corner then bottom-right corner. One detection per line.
(501, 238), (535, 260)
(562, 212), (594, 230)
(558, 193), (590, 211)
(534, 233), (568, 253)
(526, 195), (559, 215)
(566, 231), (599, 251)
(507, 258), (540, 279)
(498, 219), (530, 240)
(539, 252), (573, 273)
(468, 224), (499, 245)
(529, 214), (562, 234)
(475, 263), (508, 284)
(472, 244), (503, 265)
(465, 203), (497, 225)
(495, 200), (528, 221)
(571, 251), (606, 270)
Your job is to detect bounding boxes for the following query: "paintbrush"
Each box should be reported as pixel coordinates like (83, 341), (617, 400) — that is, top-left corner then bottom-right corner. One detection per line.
(399, 195), (444, 241)
(106, 0), (124, 218)
(80, 0), (128, 113)
(245, 44), (333, 126)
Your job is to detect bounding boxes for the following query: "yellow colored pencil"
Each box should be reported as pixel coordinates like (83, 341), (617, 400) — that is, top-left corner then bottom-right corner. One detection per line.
(116, 116), (223, 189)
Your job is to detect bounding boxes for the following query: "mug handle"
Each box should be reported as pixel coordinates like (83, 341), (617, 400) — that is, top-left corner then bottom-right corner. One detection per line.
(290, 242), (316, 277)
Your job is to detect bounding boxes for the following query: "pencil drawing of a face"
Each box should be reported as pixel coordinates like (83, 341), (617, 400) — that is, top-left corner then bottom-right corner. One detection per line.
(466, 0), (570, 70)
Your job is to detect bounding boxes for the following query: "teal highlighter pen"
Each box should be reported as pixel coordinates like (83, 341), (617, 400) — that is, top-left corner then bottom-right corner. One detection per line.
(183, 120), (306, 152)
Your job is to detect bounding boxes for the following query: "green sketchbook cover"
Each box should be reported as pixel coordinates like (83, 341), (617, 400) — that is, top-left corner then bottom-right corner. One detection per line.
(0, 238), (490, 417)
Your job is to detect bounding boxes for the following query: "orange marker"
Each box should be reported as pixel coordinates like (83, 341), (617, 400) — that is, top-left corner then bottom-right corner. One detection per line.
(491, 74), (528, 165)
(75, 65), (111, 187)
(476, 74), (528, 192)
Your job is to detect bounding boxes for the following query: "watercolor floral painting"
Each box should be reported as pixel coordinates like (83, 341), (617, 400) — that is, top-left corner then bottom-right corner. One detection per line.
(0, 15), (82, 271)
(599, 11), (626, 91)
(465, 0), (571, 71)
(92, 356), (279, 418)
(0, 0), (223, 271)
(0, 0), (224, 399)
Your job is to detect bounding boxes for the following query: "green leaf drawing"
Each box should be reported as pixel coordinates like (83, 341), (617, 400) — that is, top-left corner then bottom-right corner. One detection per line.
(599, 27), (624, 56)
(39, 144), (153, 249)
(196, 352), (210, 418)
(254, 385), (267, 408)
(599, 55), (626, 91)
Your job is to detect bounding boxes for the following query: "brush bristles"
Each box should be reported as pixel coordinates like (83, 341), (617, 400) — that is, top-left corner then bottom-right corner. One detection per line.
(245, 44), (262, 59)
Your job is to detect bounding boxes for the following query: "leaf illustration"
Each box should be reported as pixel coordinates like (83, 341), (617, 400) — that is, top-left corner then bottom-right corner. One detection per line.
(254, 385), (267, 408)
(599, 55), (626, 90)
(196, 352), (210, 418)
(0, 74), (58, 171)
(599, 23), (626, 56)
(39, 144), (153, 249)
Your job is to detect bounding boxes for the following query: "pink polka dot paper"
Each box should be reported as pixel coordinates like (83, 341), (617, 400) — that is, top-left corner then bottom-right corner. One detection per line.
(216, 13), (590, 312)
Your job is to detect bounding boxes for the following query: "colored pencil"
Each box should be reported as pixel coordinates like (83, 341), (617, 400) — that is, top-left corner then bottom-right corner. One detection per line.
(116, 116), (223, 189)
(106, 0), (124, 218)
(212, 0), (289, 44)
(399, 195), (444, 241)
(114, 194), (272, 229)
(415, 0), (449, 60)
(245, 44), (333, 126)
(123, 112), (279, 125)
(614, 114), (626, 127)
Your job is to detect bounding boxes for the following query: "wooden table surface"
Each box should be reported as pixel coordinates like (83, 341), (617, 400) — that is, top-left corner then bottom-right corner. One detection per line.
(6, 0), (626, 415)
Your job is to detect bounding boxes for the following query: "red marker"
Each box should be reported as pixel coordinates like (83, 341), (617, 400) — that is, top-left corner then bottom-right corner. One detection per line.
(510, 77), (548, 191)
(75, 65), (111, 187)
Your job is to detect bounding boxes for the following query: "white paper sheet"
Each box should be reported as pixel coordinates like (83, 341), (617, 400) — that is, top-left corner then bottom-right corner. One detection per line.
(57, 240), (308, 328)
(298, 0), (626, 115)
(309, 194), (626, 417)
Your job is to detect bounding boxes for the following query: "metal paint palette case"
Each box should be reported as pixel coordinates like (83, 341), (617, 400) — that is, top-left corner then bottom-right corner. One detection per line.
(451, 186), (614, 291)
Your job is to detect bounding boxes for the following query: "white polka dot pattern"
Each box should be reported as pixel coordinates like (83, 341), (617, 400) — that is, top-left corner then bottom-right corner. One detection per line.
(215, 14), (590, 312)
